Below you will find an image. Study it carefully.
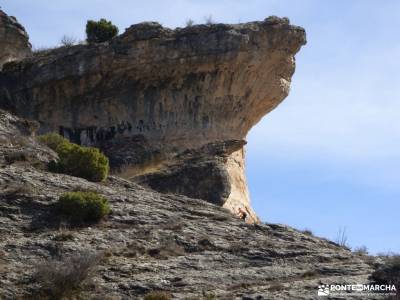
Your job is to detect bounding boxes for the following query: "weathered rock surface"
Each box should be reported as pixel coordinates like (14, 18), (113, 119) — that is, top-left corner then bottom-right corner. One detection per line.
(0, 15), (306, 221)
(0, 111), (386, 299)
(0, 109), (56, 167)
(133, 140), (245, 207)
(0, 10), (31, 70)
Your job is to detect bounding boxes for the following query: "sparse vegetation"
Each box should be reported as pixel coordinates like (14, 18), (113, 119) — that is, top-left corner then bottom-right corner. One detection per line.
(301, 270), (318, 279)
(353, 245), (368, 256)
(57, 191), (110, 223)
(53, 228), (75, 242)
(335, 226), (349, 248)
(38, 132), (69, 152)
(370, 254), (400, 292)
(34, 250), (101, 299)
(204, 15), (214, 25)
(185, 19), (195, 27)
(86, 18), (118, 44)
(302, 228), (313, 236)
(144, 291), (172, 300)
(38, 133), (109, 182)
(60, 35), (77, 47)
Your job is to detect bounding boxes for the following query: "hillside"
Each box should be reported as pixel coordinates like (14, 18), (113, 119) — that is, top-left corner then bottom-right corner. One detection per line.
(0, 109), (385, 299)
(0, 9), (393, 300)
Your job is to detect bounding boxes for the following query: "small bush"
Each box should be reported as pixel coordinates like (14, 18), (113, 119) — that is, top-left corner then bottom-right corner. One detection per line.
(86, 18), (118, 44)
(38, 132), (69, 152)
(353, 246), (368, 256)
(38, 133), (109, 182)
(56, 142), (109, 182)
(302, 228), (313, 236)
(144, 291), (172, 300)
(301, 270), (318, 279)
(335, 226), (349, 248)
(57, 191), (110, 223)
(34, 250), (100, 299)
(204, 15), (214, 25)
(370, 255), (400, 288)
(60, 35), (77, 47)
(185, 19), (195, 27)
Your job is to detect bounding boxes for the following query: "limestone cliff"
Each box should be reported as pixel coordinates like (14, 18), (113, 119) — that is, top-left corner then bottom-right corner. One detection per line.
(0, 13), (306, 222)
(0, 10), (31, 70)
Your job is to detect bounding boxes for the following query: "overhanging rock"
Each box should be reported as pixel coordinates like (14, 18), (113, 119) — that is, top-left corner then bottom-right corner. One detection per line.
(0, 14), (306, 223)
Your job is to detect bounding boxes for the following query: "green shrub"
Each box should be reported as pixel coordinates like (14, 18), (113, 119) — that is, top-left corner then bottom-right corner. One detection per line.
(57, 191), (110, 223)
(143, 291), (172, 300)
(38, 133), (109, 182)
(38, 132), (69, 151)
(56, 142), (109, 182)
(86, 18), (118, 43)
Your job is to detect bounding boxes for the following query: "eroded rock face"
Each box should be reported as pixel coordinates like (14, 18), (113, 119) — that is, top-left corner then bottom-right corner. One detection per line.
(0, 113), (384, 299)
(133, 140), (245, 206)
(0, 16), (306, 221)
(0, 10), (31, 70)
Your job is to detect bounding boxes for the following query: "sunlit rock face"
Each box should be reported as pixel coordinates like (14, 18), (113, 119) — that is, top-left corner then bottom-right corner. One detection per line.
(0, 10), (31, 70)
(0, 15), (306, 222)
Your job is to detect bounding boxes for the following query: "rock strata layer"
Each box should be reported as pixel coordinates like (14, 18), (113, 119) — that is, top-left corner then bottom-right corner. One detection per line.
(0, 13), (306, 221)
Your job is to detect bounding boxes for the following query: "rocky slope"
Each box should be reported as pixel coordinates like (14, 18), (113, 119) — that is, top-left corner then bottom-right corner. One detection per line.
(0, 11), (306, 222)
(0, 110), (386, 299)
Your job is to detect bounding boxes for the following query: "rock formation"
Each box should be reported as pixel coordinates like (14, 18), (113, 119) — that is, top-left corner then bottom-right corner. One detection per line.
(0, 11), (306, 222)
(0, 10), (31, 70)
(0, 110), (386, 299)
(0, 10), (394, 300)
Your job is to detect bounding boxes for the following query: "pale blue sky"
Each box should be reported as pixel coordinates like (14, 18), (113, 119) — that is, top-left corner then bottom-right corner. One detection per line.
(2, 0), (399, 254)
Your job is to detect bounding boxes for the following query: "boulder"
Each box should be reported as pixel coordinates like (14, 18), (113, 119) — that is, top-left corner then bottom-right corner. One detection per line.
(0, 10), (31, 70)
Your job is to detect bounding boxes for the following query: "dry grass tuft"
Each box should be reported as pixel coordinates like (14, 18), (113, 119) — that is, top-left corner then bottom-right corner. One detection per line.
(33, 250), (101, 299)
